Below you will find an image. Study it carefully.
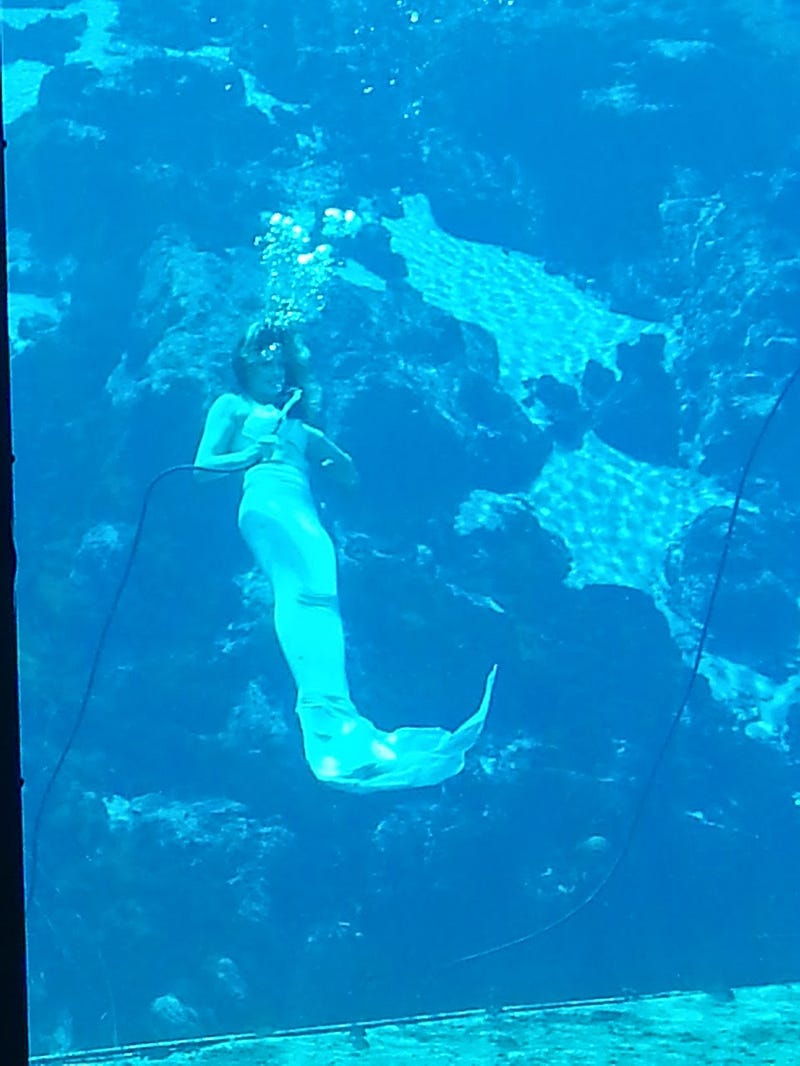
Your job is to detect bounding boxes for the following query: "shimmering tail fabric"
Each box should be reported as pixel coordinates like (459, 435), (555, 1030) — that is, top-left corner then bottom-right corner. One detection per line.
(239, 462), (495, 791)
(296, 666), (497, 793)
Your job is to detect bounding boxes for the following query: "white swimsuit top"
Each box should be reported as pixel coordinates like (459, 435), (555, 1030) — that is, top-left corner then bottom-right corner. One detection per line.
(240, 392), (309, 474)
(241, 403), (289, 443)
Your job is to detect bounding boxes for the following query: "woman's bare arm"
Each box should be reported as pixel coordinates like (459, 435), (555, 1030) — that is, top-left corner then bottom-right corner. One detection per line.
(194, 394), (262, 481)
(305, 424), (358, 487)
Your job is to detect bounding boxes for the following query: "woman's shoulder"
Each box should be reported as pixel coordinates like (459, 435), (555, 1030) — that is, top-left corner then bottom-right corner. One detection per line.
(209, 392), (249, 418)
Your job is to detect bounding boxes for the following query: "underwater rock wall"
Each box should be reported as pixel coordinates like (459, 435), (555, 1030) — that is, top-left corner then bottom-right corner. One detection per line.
(5, 0), (800, 1053)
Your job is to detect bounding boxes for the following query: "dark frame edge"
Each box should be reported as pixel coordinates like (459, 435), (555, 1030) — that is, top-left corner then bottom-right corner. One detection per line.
(0, 38), (32, 1066)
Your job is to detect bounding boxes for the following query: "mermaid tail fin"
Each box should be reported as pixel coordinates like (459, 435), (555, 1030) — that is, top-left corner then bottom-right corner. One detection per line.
(447, 662), (497, 753)
(296, 665), (498, 793)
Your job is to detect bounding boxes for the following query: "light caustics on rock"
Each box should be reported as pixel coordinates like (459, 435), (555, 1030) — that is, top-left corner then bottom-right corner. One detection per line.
(382, 195), (794, 741)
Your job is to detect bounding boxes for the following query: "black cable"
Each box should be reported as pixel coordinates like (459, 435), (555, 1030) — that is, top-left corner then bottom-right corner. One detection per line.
(25, 463), (240, 908)
(451, 360), (800, 966)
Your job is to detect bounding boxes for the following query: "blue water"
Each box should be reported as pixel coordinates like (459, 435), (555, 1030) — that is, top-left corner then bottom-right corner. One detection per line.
(4, 0), (800, 1054)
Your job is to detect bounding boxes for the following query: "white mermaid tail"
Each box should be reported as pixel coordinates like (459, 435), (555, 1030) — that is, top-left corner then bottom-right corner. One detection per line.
(238, 460), (496, 792)
(296, 665), (497, 793)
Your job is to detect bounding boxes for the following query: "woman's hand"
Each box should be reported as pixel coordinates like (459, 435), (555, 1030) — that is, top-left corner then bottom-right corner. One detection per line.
(306, 425), (358, 488)
(321, 452), (359, 488)
(194, 442), (269, 478)
(241, 442), (271, 467)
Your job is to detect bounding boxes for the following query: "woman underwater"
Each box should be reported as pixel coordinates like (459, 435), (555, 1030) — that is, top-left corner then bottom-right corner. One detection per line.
(194, 323), (496, 792)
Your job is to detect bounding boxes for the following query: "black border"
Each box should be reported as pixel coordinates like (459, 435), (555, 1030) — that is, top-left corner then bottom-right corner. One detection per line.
(0, 45), (31, 1066)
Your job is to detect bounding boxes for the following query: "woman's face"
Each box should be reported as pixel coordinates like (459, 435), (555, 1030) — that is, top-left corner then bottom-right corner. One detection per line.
(245, 355), (285, 403)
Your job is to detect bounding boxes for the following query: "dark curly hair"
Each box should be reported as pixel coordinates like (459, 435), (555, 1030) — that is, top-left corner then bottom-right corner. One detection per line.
(232, 322), (321, 421)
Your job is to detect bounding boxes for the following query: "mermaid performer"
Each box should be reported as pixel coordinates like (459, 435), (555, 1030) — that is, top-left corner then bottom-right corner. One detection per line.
(194, 324), (496, 792)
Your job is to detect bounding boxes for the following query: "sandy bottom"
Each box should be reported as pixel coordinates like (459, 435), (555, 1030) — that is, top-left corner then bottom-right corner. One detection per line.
(32, 982), (800, 1066)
